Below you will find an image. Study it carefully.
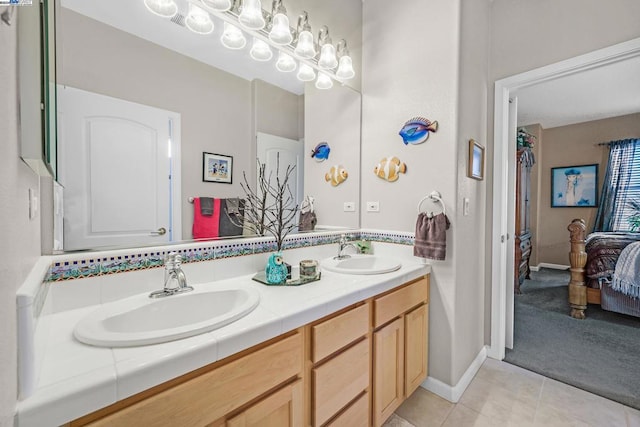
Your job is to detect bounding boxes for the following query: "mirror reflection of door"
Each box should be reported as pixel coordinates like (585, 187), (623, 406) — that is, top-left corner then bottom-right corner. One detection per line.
(257, 132), (304, 232)
(57, 86), (181, 250)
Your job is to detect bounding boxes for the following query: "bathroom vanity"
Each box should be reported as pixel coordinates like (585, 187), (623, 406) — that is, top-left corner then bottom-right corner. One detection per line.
(64, 275), (429, 427)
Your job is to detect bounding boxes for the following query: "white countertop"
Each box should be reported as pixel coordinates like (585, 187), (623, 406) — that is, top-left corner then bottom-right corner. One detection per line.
(16, 262), (430, 427)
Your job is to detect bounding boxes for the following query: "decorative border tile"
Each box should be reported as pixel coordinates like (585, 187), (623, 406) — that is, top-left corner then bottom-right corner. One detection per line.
(43, 230), (416, 283)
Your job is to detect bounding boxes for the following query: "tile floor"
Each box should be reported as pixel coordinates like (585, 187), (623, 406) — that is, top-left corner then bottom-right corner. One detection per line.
(383, 358), (640, 427)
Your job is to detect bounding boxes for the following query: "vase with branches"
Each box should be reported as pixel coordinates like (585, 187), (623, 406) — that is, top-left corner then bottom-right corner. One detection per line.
(233, 155), (299, 284)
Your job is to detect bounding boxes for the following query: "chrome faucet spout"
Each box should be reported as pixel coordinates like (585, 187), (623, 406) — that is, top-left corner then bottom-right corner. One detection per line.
(150, 252), (194, 298)
(335, 235), (359, 260)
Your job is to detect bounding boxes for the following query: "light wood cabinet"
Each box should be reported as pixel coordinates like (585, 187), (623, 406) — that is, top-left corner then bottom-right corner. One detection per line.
(70, 275), (429, 427)
(372, 277), (429, 427)
(226, 380), (303, 427)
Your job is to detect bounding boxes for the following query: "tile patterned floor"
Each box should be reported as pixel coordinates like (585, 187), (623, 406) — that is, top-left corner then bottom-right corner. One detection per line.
(384, 358), (640, 427)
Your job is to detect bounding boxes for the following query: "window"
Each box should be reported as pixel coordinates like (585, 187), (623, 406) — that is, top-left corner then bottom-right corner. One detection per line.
(610, 141), (640, 232)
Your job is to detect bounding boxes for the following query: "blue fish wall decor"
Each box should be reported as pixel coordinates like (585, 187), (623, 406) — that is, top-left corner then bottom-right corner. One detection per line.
(399, 117), (439, 145)
(311, 142), (331, 162)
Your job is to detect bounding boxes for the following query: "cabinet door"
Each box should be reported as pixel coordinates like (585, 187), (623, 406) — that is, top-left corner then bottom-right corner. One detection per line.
(405, 304), (428, 396)
(226, 380), (302, 427)
(373, 318), (404, 427)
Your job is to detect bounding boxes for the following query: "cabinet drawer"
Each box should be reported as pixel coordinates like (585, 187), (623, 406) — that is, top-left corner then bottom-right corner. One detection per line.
(313, 339), (369, 426)
(312, 304), (369, 363)
(374, 277), (429, 328)
(88, 333), (302, 427)
(325, 392), (369, 427)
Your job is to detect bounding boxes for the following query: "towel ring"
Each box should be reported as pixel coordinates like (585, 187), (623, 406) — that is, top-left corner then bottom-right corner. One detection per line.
(417, 191), (446, 217)
(188, 197), (195, 203)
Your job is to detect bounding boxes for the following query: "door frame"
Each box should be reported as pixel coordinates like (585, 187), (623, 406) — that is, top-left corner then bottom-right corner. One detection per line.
(489, 37), (640, 360)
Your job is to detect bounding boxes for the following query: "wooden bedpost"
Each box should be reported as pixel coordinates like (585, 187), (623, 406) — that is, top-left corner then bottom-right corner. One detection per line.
(568, 219), (588, 319)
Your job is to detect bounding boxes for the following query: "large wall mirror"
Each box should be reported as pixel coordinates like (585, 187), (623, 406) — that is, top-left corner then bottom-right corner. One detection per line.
(53, 0), (362, 252)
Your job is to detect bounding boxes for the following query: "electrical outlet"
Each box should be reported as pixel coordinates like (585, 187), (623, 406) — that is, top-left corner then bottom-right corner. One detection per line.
(343, 202), (355, 212)
(366, 201), (380, 212)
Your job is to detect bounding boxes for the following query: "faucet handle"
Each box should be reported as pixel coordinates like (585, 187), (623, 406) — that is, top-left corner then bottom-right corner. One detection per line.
(164, 252), (182, 268)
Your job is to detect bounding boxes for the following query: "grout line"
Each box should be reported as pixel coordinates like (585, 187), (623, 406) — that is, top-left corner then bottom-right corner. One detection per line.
(533, 376), (546, 425)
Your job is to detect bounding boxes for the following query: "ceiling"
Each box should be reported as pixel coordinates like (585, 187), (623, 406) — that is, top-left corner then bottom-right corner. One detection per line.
(514, 53), (640, 129)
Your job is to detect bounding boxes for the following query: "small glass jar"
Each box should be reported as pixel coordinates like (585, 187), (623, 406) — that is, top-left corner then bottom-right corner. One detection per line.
(299, 259), (318, 279)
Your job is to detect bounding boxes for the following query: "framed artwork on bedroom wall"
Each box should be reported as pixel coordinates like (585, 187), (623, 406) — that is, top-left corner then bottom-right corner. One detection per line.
(551, 164), (598, 207)
(203, 152), (233, 184)
(468, 139), (485, 180)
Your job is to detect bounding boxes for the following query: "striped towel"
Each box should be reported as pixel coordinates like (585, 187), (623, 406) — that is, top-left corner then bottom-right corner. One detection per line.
(611, 241), (640, 298)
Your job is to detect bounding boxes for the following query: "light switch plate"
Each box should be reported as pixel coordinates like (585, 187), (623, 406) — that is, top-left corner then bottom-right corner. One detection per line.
(366, 201), (380, 212)
(343, 202), (355, 212)
(463, 198), (470, 216)
(28, 188), (38, 220)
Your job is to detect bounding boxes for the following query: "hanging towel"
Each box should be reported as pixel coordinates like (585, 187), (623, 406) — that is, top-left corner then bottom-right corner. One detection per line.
(414, 212), (450, 260)
(192, 197), (221, 239)
(219, 199), (245, 237)
(610, 241), (640, 298)
(200, 197), (214, 216)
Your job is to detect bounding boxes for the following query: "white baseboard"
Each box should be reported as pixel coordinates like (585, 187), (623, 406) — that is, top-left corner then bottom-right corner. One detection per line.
(530, 263), (569, 271)
(420, 345), (487, 403)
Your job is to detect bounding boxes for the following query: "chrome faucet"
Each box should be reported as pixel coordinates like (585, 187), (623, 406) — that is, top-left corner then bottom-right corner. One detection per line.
(335, 234), (359, 260)
(149, 252), (194, 298)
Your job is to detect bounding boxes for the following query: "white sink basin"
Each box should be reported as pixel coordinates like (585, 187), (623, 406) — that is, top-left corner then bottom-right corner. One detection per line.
(74, 286), (260, 347)
(322, 254), (402, 275)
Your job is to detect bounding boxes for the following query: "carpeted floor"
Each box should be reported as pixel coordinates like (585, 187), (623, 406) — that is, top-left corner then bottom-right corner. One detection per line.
(504, 268), (640, 410)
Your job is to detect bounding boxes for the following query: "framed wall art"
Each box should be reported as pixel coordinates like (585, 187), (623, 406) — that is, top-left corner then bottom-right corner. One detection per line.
(551, 164), (598, 207)
(203, 152), (233, 184)
(468, 139), (484, 180)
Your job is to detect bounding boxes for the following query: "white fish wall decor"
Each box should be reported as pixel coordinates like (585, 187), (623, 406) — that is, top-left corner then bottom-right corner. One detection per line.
(374, 156), (407, 182)
(325, 165), (348, 186)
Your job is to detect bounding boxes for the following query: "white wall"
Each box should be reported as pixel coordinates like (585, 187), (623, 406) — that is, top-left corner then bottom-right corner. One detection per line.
(0, 9), (43, 426)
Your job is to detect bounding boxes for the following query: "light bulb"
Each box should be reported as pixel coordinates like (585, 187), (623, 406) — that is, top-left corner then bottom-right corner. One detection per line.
(294, 31), (315, 59)
(238, 0), (265, 30)
(185, 4), (214, 35)
(201, 0), (231, 11)
(269, 13), (292, 45)
(143, 0), (177, 18)
(315, 72), (333, 90)
(296, 63), (316, 81)
(250, 38), (273, 61)
(276, 52), (296, 72)
(336, 55), (355, 80)
(318, 43), (338, 69)
(221, 22), (246, 50)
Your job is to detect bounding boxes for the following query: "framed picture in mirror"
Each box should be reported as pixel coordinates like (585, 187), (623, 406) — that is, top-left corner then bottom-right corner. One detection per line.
(468, 139), (484, 180)
(203, 152), (233, 184)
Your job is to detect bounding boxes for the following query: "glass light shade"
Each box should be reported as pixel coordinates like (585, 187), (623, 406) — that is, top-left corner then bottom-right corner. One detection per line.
(250, 38), (273, 61)
(238, 0), (265, 30)
(269, 13), (293, 45)
(276, 52), (296, 72)
(201, 0), (231, 11)
(143, 0), (178, 18)
(185, 4), (214, 35)
(315, 72), (333, 90)
(294, 30), (316, 59)
(221, 22), (247, 49)
(336, 55), (355, 80)
(318, 43), (338, 69)
(296, 63), (316, 81)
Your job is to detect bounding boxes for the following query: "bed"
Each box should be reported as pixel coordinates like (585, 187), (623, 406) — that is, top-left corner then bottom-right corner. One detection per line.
(567, 219), (640, 319)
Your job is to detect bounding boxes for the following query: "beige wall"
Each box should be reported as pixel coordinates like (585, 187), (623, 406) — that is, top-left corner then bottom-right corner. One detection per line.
(0, 9), (43, 426)
(362, 0), (491, 387)
(533, 113), (640, 265)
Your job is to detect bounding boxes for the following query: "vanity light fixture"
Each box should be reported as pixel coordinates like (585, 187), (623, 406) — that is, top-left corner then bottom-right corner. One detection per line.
(296, 63), (316, 81)
(143, 0), (356, 89)
(185, 3), (214, 34)
(221, 21), (247, 49)
(250, 37), (273, 61)
(293, 12), (316, 59)
(315, 72), (333, 90)
(144, 0), (178, 18)
(317, 26), (338, 70)
(268, 0), (292, 45)
(276, 51), (296, 72)
(335, 40), (355, 80)
(238, 0), (266, 30)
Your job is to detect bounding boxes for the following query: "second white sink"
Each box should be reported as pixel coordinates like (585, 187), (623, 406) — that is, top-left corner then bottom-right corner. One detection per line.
(74, 286), (260, 347)
(322, 254), (402, 275)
